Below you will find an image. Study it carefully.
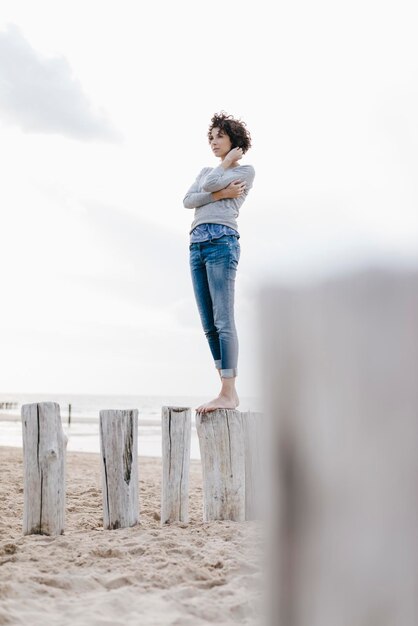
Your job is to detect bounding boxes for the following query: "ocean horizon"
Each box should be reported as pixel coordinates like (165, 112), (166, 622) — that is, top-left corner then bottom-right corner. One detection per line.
(0, 391), (262, 459)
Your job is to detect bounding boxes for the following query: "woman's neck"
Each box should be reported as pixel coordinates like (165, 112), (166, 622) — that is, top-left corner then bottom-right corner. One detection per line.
(220, 159), (240, 169)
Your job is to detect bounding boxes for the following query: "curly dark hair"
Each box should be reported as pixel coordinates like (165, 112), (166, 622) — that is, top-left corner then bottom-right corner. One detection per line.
(207, 111), (252, 154)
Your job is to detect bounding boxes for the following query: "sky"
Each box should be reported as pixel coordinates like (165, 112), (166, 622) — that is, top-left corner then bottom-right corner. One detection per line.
(0, 0), (417, 397)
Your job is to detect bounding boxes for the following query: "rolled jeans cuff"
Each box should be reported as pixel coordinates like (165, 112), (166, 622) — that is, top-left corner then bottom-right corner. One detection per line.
(220, 368), (237, 379)
(214, 360), (222, 369)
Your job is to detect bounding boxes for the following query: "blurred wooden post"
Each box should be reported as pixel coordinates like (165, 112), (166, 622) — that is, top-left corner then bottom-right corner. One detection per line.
(261, 268), (418, 626)
(21, 402), (67, 536)
(241, 411), (265, 520)
(68, 403), (71, 425)
(196, 409), (245, 521)
(99, 409), (139, 530)
(161, 406), (191, 524)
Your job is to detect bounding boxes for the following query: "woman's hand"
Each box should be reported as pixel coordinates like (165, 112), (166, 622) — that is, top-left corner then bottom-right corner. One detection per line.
(222, 146), (244, 167)
(212, 180), (246, 201)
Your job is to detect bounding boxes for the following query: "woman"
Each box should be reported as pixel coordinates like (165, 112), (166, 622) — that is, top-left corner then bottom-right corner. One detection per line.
(183, 112), (255, 413)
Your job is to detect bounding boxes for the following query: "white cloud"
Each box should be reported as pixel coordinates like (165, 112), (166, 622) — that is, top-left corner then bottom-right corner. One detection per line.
(0, 23), (122, 142)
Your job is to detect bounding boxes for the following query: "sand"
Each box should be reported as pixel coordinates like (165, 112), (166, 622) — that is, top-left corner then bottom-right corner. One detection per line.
(0, 446), (265, 626)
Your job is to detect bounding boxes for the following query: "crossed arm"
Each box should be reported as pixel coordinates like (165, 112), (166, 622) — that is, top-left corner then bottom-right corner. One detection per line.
(183, 167), (247, 209)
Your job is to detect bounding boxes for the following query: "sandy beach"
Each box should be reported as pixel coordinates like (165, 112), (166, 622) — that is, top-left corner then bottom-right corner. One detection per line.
(0, 446), (265, 626)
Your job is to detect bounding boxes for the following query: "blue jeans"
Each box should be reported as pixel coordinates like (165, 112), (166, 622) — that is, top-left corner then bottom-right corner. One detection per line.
(189, 235), (240, 378)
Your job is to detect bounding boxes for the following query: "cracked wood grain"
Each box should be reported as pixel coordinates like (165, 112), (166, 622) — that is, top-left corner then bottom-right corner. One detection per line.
(161, 406), (191, 525)
(99, 409), (139, 530)
(21, 402), (67, 536)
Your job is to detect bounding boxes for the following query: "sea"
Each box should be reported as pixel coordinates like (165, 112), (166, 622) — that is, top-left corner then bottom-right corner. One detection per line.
(0, 392), (261, 460)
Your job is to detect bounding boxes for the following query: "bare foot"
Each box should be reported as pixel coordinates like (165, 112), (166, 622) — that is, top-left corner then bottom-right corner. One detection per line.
(196, 391), (239, 414)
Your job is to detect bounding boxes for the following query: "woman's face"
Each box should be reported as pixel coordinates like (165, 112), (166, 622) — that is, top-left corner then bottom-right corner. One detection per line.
(209, 127), (232, 159)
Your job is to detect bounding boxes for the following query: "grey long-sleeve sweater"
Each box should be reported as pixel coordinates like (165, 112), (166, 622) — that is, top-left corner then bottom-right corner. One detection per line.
(183, 164), (255, 233)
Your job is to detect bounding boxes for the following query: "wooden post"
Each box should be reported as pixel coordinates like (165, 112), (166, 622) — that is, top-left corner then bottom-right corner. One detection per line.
(99, 409), (139, 530)
(161, 406), (191, 524)
(196, 409), (245, 522)
(21, 402), (67, 536)
(261, 268), (418, 626)
(241, 411), (265, 520)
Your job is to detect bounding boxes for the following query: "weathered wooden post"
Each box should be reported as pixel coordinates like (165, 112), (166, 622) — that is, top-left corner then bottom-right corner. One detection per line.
(241, 411), (265, 520)
(99, 409), (139, 530)
(261, 268), (418, 626)
(161, 406), (191, 524)
(21, 402), (67, 536)
(196, 409), (245, 521)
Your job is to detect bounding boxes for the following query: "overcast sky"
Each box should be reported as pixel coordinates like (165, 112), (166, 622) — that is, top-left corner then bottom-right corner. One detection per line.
(0, 0), (417, 397)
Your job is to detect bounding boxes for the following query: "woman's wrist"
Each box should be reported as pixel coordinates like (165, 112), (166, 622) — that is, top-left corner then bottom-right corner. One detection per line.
(211, 190), (225, 201)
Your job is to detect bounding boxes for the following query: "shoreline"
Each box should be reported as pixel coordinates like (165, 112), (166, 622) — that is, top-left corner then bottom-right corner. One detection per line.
(0, 413), (165, 425)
